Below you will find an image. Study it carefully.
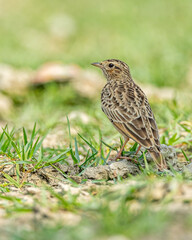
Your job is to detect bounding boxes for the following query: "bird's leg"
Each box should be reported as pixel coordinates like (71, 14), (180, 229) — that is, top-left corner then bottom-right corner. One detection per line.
(135, 145), (141, 155)
(114, 137), (129, 161)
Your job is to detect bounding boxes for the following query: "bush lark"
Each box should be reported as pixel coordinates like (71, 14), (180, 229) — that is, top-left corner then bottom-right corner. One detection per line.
(92, 59), (167, 171)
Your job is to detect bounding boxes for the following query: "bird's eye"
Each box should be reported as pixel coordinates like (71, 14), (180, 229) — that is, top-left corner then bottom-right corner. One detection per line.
(108, 63), (114, 68)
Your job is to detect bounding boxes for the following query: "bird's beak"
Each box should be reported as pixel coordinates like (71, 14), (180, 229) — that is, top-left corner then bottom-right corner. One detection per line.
(91, 62), (102, 68)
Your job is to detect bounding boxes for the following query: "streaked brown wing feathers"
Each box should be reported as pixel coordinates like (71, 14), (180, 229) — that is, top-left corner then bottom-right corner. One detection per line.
(101, 83), (160, 149)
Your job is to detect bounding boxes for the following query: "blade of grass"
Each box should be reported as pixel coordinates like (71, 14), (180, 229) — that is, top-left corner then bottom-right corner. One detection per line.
(15, 163), (20, 186)
(79, 151), (98, 168)
(69, 148), (79, 164)
(33, 146), (44, 169)
(3, 173), (20, 188)
(23, 127), (28, 145)
(78, 134), (97, 153)
(2, 128), (21, 158)
(45, 149), (71, 165)
(74, 138), (80, 163)
(143, 152), (149, 171)
(101, 140), (117, 151)
(67, 116), (72, 146)
(181, 149), (190, 162)
(28, 137), (40, 159)
(30, 123), (37, 141)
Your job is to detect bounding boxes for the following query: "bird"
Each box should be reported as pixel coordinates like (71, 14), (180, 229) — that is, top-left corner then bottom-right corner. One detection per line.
(91, 59), (167, 171)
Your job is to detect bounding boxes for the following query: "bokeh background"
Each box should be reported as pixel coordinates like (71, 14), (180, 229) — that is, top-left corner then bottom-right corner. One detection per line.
(0, 0), (192, 87)
(0, 0), (192, 142)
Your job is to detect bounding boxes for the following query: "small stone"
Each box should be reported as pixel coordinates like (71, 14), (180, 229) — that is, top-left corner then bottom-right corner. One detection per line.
(70, 175), (82, 184)
(82, 165), (109, 180)
(81, 160), (140, 180)
(108, 159), (140, 179)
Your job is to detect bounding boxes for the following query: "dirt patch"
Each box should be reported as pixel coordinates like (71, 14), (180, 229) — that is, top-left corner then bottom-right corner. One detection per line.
(82, 160), (140, 180)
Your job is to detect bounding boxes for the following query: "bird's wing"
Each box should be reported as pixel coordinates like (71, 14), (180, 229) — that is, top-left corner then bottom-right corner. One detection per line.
(101, 82), (161, 150)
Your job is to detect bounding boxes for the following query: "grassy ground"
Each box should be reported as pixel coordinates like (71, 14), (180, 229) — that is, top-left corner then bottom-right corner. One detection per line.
(0, 84), (192, 240)
(0, 0), (192, 239)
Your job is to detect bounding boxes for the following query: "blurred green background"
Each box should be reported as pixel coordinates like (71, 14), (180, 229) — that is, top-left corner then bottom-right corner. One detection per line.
(0, 0), (192, 87)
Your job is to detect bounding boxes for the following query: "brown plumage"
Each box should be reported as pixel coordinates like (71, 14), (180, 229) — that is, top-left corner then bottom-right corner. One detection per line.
(92, 59), (167, 171)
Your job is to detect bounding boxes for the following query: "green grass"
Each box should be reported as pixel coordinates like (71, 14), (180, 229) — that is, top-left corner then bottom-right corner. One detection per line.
(0, 114), (192, 239)
(0, 82), (192, 239)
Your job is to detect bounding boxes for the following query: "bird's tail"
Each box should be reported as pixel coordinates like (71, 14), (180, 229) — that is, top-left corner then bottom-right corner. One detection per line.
(149, 149), (167, 171)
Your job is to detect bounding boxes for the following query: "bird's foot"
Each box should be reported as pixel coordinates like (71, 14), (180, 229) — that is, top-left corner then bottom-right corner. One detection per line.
(113, 152), (122, 161)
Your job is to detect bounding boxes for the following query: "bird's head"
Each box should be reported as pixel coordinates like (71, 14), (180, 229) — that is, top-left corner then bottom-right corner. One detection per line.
(91, 59), (132, 81)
